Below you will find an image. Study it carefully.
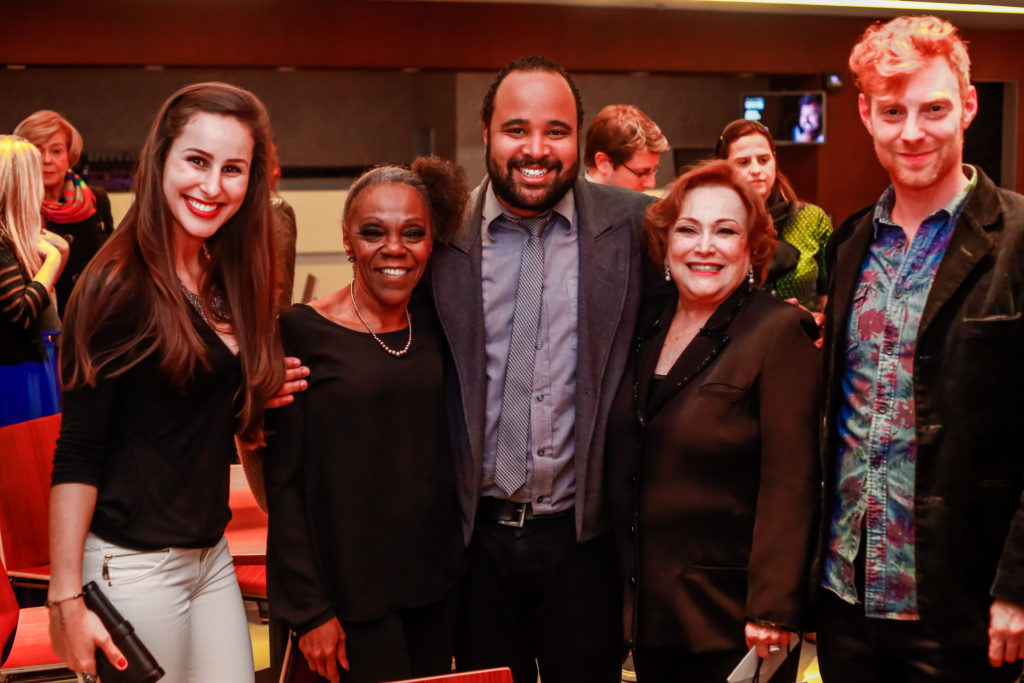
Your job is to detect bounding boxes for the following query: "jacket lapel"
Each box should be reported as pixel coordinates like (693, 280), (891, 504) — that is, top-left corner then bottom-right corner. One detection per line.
(919, 171), (999, 337)
(829, 220), (874, 348)
(645, 285), (746, 417)
(574, 180), (635, 495)
(632, 295), (673, 423)
(432, 181), (488, 470)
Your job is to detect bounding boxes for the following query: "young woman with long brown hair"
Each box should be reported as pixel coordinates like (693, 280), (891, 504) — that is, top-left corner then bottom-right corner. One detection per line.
(46, 82), (285, 683)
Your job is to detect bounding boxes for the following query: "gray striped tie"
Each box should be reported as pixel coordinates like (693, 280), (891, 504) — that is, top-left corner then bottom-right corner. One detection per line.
(493, 211), (552, 496)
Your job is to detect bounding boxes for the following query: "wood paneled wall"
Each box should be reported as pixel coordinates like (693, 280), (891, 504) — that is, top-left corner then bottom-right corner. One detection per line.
(3, 1), (1022, 223)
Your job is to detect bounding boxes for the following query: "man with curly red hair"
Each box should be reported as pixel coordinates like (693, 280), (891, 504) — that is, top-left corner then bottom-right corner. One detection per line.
(816, 15), (1024, 682)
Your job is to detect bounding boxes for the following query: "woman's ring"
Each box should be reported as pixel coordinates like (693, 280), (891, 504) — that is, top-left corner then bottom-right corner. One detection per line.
(768, 644), (781, 653)
(79, 672), (98, 683)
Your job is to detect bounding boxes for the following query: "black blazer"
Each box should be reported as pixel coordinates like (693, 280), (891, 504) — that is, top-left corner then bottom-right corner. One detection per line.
(607, 285), (821, 651)
(431, 177), (653, 543)
(815, 167), (1024, 647)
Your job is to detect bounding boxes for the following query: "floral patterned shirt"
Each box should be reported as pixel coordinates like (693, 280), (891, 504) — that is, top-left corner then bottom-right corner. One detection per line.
(822, 166), (978, 619)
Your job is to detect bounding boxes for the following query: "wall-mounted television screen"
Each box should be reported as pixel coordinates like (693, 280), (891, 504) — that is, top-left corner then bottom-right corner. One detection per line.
(742, 91), (825, 145)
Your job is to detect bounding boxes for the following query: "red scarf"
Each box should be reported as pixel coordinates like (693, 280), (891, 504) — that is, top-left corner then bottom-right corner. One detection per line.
(42, 171), (97, 224)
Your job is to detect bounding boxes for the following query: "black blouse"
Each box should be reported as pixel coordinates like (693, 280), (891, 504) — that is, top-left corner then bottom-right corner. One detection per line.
(51, 306), (242, 550)
(265, 295), (464, 633)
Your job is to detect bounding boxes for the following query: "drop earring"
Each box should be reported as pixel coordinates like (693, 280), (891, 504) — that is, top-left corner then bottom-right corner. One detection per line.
(347, 254), (355, 263)
(664, 261), (671, 282)
(747, 268), (755, 285)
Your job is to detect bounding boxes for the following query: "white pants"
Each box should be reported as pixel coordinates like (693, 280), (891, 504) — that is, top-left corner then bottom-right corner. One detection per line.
(83, 533), (254, 683)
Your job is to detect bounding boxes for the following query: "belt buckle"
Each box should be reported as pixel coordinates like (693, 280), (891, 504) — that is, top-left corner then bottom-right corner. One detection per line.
(497, 502), (528, 528)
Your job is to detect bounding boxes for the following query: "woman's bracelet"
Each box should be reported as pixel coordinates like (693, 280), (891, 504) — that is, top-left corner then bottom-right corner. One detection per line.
(45, 592), (85, 629)
(44, 592), (84, 608)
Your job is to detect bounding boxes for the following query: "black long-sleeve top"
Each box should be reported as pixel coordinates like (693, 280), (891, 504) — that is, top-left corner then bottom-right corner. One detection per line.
(265, 296), (464, 633)
(47, 186), (114, 317)
(51, 307), (242, 550)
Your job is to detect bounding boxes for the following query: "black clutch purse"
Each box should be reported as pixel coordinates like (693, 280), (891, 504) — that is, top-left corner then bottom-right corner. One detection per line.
(82, 581), (165, 683)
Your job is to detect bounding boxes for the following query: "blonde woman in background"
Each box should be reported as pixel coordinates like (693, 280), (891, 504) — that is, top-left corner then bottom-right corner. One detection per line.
(0, 135), (69, 426)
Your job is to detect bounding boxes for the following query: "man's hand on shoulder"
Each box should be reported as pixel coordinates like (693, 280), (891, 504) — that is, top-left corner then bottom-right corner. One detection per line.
(989, 599), (1024, 667)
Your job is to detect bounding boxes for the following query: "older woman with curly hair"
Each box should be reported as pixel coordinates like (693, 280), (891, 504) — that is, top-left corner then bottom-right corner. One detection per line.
(605, 159), (821, 682)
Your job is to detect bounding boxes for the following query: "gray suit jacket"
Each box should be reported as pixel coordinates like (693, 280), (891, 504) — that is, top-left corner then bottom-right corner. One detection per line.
(432, 177), (654, 543)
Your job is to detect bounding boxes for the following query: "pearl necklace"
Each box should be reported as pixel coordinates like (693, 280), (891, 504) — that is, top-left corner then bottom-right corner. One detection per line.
(349, 281), (412, 358)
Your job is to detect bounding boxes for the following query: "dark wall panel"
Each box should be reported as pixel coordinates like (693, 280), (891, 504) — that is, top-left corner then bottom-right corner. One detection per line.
(3, 1), (1021, 223)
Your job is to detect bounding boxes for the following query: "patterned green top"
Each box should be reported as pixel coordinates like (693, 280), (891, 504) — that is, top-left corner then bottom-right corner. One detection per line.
(764, 203), (832, 311)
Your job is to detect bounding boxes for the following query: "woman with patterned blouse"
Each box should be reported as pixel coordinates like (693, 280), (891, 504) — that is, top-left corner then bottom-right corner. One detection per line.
(14, 111), (115, 317)
(716, 119), (833, 312)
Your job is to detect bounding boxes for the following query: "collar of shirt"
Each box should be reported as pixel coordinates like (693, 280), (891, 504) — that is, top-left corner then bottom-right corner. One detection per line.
(871, 164), (978, 240)
(481, 182), (576, 243)
(583, 171), (597, 183)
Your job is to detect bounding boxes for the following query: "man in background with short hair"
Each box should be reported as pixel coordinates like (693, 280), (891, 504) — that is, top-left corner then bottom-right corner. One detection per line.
(584, 104), (669, 192)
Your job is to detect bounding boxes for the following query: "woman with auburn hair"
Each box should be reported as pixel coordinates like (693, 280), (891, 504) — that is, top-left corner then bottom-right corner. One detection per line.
(47, 82), (286, 683)
(605, 159), (820, 682)
(265, 157), (468, 683)
(715, 118), (832, 312)
(0, 135), (69, 426)
(14, 110), (115, 316)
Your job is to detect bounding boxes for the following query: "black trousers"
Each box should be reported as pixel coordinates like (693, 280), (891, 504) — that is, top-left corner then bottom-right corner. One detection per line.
(285, 586), (458, 683)
(631, 647), (746, 683)
(816, 588), (1023, 683)
(454, 508), (623, 683)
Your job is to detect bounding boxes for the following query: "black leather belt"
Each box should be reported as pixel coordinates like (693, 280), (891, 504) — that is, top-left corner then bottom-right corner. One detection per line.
(478, 497), (572, 528)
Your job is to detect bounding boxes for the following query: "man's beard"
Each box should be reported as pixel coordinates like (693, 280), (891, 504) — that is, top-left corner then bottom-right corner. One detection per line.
(486, 142), (578, 214)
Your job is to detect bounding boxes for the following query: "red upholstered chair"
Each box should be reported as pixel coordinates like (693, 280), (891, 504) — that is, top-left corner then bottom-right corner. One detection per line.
(0, 555), (69, 682)
(383, 669), (514, 683)
(1, 558), (17, 666)
(0, 414), (62, 589)
(233, 564), (268, 603)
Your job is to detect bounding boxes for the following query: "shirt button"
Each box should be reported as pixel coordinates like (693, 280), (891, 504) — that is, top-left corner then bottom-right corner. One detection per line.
(895, 240), (905, 249)
(894, 290), (903, 299)
(877, 404), (888, 415)
(535, 341), (544, 350)
(629, 524), (637, 536)
(536, 449), (545, 457)
(536, 394), (545, 402)
(536, 496), (544, 503)
(883, 344), (895, 355)
(629, 575), (637, 587)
